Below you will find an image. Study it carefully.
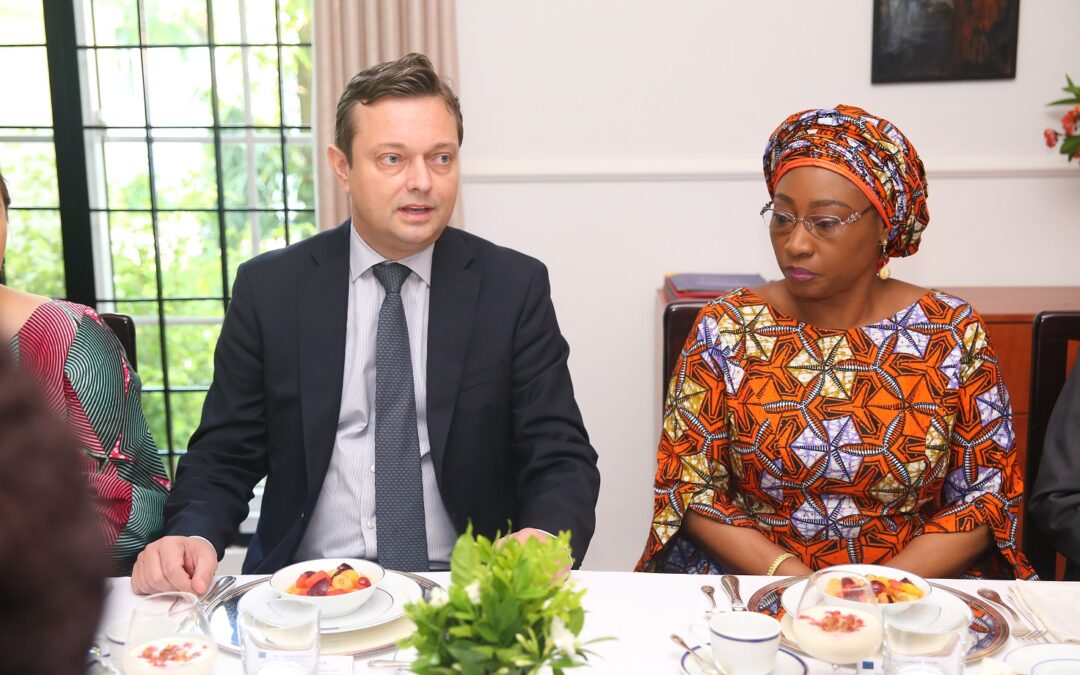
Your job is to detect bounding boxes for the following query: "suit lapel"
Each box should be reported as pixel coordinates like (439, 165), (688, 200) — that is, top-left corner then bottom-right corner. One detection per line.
(299, 222), (351, 503)
(426, 228), (481, 478)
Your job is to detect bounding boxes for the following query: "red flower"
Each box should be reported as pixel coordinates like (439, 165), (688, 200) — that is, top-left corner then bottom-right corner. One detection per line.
(1063, 106), (1080, 136)
(1045, 128), (1061, 147)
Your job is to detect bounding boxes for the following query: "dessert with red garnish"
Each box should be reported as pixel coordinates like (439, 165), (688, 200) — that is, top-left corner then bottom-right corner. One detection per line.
(123, 636), (218, 674)
(793, 606), (883, 665)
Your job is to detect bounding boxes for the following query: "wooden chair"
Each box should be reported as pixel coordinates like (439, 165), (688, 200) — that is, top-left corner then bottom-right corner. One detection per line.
(1023, 311), (1080, 580)
(100, 312), (138, 372)
(661, 300), (706, 406)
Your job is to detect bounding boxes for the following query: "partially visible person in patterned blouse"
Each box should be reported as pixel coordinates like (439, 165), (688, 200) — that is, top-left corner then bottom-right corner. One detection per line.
(637, 105), (1035, 580)
(0, 168), (170, 573)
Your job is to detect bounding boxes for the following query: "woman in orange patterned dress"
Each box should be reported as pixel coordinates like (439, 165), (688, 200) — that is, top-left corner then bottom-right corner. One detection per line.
(637, 106), (1035, 579)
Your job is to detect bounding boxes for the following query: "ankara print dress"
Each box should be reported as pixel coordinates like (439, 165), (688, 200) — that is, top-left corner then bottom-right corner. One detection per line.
(11, 301), (170, 574)
(637, 289), (1035, 579)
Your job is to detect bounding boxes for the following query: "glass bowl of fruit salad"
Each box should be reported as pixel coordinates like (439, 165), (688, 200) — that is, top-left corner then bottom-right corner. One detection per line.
(782, 564), (932, 618)
(269, 558), (385, 617)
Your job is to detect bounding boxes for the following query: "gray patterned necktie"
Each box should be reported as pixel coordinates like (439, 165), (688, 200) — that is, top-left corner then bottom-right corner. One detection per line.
(372, 262), (428, 571)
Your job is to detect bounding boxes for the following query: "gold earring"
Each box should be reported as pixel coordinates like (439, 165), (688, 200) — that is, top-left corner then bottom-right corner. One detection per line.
(877, 241), (891, 280)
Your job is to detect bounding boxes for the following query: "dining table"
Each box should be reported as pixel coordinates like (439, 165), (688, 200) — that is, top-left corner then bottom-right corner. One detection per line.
(96, 571), (1046, 674)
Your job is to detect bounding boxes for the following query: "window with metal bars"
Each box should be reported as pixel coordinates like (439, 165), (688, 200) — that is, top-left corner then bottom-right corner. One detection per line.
(0, 0), (315, 475)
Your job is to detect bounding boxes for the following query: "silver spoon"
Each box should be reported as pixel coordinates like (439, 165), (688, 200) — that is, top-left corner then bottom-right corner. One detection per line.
(199, 575), (236, 607)
(701, 584), (720, 616)
(977, 588), (1039, 637)
(671, 633), (723, 675)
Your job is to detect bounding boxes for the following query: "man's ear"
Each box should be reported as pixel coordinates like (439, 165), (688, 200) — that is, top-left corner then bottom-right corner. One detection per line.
(326, 145), (351, 192)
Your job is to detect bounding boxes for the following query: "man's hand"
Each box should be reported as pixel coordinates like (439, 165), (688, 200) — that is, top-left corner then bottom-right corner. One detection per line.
(131, 536), (218, 595)
(497, 528), (570, 581)
(496, 527), (553, 548)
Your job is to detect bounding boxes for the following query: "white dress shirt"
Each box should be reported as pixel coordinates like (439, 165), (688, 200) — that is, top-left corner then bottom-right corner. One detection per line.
(295, 226), (457, 568)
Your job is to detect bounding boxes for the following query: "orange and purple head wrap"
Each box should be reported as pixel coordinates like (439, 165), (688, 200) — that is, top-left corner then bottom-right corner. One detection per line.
(763, 105), (930, 260)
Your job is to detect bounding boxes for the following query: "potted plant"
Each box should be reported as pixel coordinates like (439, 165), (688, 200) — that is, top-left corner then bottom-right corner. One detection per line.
(1043, 75), (1080, 162)
(401, 527), (603, 674)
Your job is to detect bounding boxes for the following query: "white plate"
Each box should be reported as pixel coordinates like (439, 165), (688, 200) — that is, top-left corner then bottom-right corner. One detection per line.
(238, 570), (422, 634)
(681, 646), (807, 675)
(1004, 643), (1080, 674)
(779, 564), (933, 616)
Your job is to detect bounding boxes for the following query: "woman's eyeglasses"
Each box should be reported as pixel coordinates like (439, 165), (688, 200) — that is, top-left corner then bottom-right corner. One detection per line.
(759, 201), (874, 240)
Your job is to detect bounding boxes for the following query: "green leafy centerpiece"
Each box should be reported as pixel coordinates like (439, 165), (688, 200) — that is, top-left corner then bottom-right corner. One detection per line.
(401, 527), (600, 674)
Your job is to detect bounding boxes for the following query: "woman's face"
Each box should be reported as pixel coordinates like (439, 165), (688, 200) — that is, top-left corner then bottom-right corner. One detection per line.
(768, 166), (889, 301)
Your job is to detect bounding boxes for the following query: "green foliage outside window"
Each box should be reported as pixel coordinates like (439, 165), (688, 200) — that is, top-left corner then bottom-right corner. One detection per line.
(1, 0), (315, 476)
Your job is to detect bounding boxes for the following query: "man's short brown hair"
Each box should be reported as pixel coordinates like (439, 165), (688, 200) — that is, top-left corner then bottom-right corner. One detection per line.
(334, 52), (463, 164)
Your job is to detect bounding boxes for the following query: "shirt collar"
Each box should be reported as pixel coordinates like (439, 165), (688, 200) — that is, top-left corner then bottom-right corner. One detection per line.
(349, 225), (434, 287)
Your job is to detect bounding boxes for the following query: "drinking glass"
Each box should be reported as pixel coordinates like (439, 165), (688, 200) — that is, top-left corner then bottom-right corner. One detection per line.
(123, 592), (218, 675)
(791, 570), (882, 671)
(883, 601), (971, 675)
(239, 598), (321, 674)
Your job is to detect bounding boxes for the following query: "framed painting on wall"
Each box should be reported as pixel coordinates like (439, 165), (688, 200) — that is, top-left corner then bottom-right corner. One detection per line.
(872, 0), (1020, 83)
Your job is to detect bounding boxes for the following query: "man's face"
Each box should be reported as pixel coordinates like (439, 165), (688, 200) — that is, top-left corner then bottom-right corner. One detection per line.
(328, 96), (459, 260)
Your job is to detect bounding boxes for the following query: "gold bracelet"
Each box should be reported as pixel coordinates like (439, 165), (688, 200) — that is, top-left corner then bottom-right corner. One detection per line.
(765, 552), (797, 576)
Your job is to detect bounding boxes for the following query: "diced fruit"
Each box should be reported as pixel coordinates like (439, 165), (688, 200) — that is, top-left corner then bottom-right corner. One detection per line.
(294, 571), (318, 589)
(864, 574), (924, 603)
(308, 578), (330, 596)
(285, 564), (373, 596)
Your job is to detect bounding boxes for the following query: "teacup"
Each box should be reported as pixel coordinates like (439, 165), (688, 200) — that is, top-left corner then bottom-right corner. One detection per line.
(689, 611), (781, 675)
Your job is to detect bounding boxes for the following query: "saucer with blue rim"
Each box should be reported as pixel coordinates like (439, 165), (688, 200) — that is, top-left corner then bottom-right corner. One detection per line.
(1004, 643), (1080, 674)
(680, 645), (807, 675)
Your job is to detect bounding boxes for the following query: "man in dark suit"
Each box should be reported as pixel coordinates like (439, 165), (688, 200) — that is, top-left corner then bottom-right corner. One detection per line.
(132, 53), (599, 594)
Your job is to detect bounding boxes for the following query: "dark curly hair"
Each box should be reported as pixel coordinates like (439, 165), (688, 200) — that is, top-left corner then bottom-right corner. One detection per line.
(0, 349), (108, 674)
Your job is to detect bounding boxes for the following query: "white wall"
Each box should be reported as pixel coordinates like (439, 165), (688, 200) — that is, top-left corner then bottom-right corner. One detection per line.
(453, 0), (1080, 570)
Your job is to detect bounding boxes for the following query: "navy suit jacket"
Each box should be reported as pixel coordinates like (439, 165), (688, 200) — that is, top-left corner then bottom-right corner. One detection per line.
(164, 223), (600, 572)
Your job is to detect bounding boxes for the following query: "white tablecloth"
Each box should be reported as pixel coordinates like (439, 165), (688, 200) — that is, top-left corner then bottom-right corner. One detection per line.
(98, 571), (1024, 674)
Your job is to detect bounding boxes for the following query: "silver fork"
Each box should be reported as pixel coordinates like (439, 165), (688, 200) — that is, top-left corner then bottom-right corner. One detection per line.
(977, 588), (1045, 641)
(1005, 587), (1052, 643)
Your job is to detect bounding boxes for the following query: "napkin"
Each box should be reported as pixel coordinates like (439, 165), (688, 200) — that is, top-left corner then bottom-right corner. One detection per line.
(1011, 579), (1080, 642)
